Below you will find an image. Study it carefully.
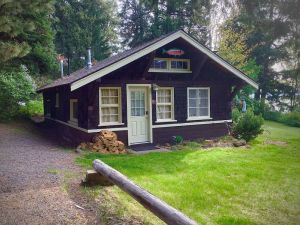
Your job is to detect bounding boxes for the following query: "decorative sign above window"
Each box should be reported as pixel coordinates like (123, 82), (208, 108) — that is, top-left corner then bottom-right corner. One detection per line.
(149, 58), (192, 73)
(162, 48), (185, 56)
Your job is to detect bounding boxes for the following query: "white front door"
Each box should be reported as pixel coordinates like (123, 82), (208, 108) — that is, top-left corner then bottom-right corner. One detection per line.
(128, 87), (150, 144)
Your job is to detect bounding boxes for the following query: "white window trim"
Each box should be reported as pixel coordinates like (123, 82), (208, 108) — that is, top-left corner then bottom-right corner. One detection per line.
(99, 87), (122, 126)
(55, 93), (59, 108)
(155, 87), (175, 122)
(187, 87), (211, 121)
(149, 58), (192, 73)
(69, 99), (78, 125)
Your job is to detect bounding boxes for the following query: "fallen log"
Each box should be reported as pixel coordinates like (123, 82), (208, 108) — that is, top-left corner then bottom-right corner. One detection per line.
(93, 159), (199, 225)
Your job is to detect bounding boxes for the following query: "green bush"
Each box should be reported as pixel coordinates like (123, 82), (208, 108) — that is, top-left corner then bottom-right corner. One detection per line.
(232, 110), (264, 142)
(263, 110), (282, 122)
(19, 99), (44, 118)
(232, 108), (242, 122)
(0, 65), (35, 120)
(279, 112), (300, 127)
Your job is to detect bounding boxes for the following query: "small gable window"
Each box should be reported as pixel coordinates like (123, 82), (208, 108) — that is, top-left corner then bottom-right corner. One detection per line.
(149, 58), (191, 73)
(171, 59), (189, 70)
(69, 99), (78, 125)
(187, 87), (210, 120)
(99, 87), (122, 126)
(152, 59), (168, 69)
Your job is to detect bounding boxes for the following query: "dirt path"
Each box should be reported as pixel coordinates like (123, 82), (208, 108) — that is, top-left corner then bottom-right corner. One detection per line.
(0, 121), (100, 225)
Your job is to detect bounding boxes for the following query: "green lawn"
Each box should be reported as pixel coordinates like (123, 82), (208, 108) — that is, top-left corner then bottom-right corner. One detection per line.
(77, 121), (300, 225)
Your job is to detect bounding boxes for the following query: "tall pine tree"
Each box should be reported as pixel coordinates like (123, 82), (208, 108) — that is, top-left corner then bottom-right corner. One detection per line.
(0, 0), (57, 74)
(119, 0), (211, 48)
(54, 0), (118, 73)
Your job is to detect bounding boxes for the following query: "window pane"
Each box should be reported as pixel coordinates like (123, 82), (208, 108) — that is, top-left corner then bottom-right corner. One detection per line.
(189, 99), (196, 107)
(199, 89), (208, 98)
(189, 89), (197, 98)
(110, 115), (118, 122)
(102, 115), (109, 122)
(171, 60), (188, 70)
(101, 89), (109, 96)
(165, 111), (171, 119)
(152, 59), (167, 69)
(102, 97), (109, 104)
(200, 108), (208, 116)
(189, 108), (197, 117)
(102, 107), (109, 115)
(110, 89), (118, 96)
(171, 61), (176, 68)
(200, 98), (208, 107)
(130, 90), (145, 117)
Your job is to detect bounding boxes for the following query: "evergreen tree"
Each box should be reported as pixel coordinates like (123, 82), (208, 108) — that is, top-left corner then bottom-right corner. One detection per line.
(119, 0), (211, 48)
(119, 0), (151, 48)
(232, 0), (290, 104)
(0, 0), (56, 74)
(54, 0), (118, 73)
(218, 18), (261, 97)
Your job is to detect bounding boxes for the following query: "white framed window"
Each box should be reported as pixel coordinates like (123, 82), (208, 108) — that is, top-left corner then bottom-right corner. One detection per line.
(99, 87), (122, 126)
(69, 99), (78, 124)
(156, 87), (175, 122)
(55, 93), (59, 108)
(187, 87), (210, 120)
(149, 58), (191, 73)
(151, 58), (168, 69)
(170, 59), (190, 70)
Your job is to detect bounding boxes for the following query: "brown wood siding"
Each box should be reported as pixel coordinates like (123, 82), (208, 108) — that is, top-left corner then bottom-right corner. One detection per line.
(43, 85), (89, 129)
(44, 118), (128, 146)
(41, 37), (243, 145)
(153, 123), (231, 144)
(45, 118), (229, 146)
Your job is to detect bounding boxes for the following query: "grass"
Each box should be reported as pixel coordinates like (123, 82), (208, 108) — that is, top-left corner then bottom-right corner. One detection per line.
(76, 121), (300, 225)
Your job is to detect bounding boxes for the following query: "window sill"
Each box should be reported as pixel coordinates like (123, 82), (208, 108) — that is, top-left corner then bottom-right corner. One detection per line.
(155, 119), (177, 123)
(148, 69), (192, 73)
(186, 117), (212, 121)
(98, 122), (124, 127)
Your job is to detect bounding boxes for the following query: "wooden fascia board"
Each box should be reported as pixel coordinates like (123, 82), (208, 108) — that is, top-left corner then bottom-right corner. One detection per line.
(70, 30), (258, 91)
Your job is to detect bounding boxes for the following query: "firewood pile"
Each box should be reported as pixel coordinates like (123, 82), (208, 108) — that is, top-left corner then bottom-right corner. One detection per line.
(79, 130), (126, 154)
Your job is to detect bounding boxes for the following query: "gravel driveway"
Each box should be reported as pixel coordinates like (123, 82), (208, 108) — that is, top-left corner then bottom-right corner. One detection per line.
(0, 121), (99, 225)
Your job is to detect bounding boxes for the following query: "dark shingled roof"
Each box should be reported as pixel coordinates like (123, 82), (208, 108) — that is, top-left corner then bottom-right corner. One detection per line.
(37, 31), (177, 92)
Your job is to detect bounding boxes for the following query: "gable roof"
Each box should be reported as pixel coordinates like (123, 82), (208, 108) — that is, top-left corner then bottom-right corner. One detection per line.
(37, 30), (258, 92)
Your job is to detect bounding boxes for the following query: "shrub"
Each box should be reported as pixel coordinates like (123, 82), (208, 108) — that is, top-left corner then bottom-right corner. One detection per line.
(19, 99), (44, 118)
(0, 65), (35, 120)
(172, 135), (184, 145)
(232, 110), (264, 142)
(279, 112), (300, 127)
(232, 108), (241, 123)
(263, 110), (282, 122)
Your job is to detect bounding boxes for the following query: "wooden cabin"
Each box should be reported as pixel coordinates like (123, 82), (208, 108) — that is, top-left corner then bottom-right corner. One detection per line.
(37, 30), (258, 146)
